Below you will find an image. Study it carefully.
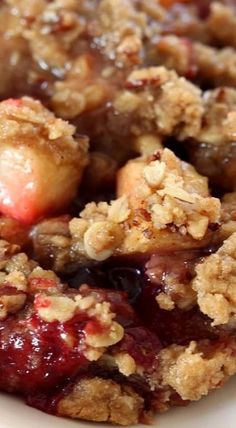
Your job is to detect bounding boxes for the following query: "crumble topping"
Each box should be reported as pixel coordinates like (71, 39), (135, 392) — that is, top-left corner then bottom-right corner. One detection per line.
(35, 294), (77, 323)
(95, 0), (146, 67)
(156, 293), (175, 311)
(121, 66), (204, 140)
(197, 87), (236, 146)
(192, 233), (236, 326)
(159, 340), (236, 401)
(119, 148), (220, 241)
(0, 97), (88, 161)
(57, 377), (144, 425)
(153, 34), (236, 88)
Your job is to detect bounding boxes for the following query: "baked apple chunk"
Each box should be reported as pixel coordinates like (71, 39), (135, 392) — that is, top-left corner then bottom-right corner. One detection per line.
(0, 97), (88, 224)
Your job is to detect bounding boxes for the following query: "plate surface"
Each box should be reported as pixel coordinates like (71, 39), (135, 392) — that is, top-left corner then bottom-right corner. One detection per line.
(0, 376), (236, 428)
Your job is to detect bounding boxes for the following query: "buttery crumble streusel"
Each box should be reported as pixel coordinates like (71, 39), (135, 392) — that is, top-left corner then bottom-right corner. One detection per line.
(0, 0), (235, 426)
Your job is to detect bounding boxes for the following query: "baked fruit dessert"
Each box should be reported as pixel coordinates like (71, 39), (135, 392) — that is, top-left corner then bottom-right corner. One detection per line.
(0, 0), (235, 426)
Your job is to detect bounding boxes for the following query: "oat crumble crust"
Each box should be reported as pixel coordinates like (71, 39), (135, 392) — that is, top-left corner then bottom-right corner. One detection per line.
(0, 0), (235, 426)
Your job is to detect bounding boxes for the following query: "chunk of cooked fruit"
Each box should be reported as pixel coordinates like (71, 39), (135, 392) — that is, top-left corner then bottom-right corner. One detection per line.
(0, 97), (88, 224)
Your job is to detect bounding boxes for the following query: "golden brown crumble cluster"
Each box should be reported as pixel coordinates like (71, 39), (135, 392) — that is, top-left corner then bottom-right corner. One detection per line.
(0, 0), (235, 426)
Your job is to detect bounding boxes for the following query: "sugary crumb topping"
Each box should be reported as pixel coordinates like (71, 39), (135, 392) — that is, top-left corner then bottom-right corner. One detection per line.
(123, 66), (204, 140)
(192, 233), (236, 326)
(57, 377), (144, 425)
(0, 97), (86, 157)
(159, 340), (236, 401)
(141, 148), (220, 240)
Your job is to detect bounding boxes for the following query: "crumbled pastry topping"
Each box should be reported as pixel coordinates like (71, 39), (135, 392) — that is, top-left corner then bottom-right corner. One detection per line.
(143, 148), (220, 239)
(159, 340), (236, 401)
(83, 221), (123, 262)
(57, 377), (144, 425)
(5, 253), (37, 276)
(0, 97), (88, 161)
(153, 34), (236, 88)
(0, 239), (66, 318)
(85, 321), (124, 348)
(121, 148), (220, 240)
(120, 66), (204, 140)
(70, 212), (124, 262)
(95, 0), (147, 67)
(197, 87), (236, 146)
(2, 271), (27, 292)
(133, 134), (163, 157)
(192, 233), (236, 325)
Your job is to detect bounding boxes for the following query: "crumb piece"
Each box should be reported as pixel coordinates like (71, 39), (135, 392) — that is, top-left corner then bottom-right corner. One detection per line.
(153, 34), (236, 88)
(192, 233), (236, 325)
(5, 252), (36, 276)
(0, 293), (26, 319)
(85, 321), (124, 348)
(83, 221), (123, 261)
(123, 66), (203, 140)
(3, 271), (27, 292)
(35, 294), (77, 323)
(114, 353), (137, 376)
(160, 340), (236, 401)
(143, 160), (166, 188)
(108, 196), (131, 223)
(28, 267), (61, 293)
(133, 134), (163, 156)
(95, 0), (146, 67)
(156, 293), (175, 311)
